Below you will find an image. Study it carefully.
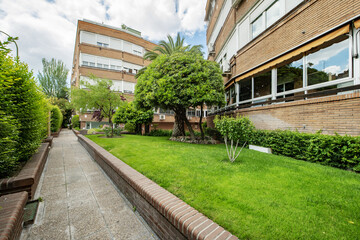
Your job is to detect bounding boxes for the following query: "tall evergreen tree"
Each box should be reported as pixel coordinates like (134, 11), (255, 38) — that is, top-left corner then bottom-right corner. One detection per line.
(38, 58), (69, 99)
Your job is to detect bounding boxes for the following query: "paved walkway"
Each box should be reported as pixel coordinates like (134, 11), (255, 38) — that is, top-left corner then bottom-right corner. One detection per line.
(21, 129), (157, 240)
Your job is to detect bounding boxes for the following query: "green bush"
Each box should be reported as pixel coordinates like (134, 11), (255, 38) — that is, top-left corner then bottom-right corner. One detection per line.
(87, 128), (98, 134)
(72, 115), (80, 128)
(124, 122), (136, 133)
(248, 130), (360, 171)
(0, 48), (48, 177)
(147, 129), (173, 136)
(103, 127), (122, 137)
(50, 105), (63, 132)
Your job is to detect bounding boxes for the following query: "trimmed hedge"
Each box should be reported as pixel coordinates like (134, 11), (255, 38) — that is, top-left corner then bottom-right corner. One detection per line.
(50, 105), (63, 132)
(0, 49), (48, 177)
(249, 130), (360, 172)
(72, 115), (80, 128)
(147, 129), (173, 136)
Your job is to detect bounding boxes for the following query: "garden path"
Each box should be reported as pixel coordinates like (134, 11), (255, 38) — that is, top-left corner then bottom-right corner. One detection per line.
(21, 129), (157, 240)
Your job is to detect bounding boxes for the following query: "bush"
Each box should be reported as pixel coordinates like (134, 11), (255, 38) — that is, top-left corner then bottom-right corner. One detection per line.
(87, 128), (98, 134)
(146, 129), (173, 136)
(103, 127), (122, 137)
(205, 127), (223, 141)
(124, 122), (136, 133)
(213, 116), (360, 170)
(248, 129), (360, 171)
(0, 49), (48, 177)
(50, 105), (63, 132)
(72, 115), (80, 128)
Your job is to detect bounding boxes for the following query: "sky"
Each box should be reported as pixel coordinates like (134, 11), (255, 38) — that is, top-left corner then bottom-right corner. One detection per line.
(0, 0), (208, 81)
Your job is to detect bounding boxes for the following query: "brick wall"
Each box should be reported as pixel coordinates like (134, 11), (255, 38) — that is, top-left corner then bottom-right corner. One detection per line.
(208, 92), (360, 136)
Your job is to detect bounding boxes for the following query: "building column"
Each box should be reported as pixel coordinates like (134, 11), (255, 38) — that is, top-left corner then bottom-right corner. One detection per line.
(271, 68), (277, 100)
(235, 82), (240, 106)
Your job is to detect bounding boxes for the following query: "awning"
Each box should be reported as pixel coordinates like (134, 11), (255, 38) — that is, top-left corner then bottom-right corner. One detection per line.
(233, 24), (350, 83)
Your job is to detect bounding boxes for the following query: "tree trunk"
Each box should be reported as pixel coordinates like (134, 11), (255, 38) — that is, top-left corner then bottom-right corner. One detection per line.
(172, 112), (185, 137)
(183, 115), (195, 140)
(199, 105), (204, 140)
(145, 124), (150, 134)
(109, 118), (114, 137)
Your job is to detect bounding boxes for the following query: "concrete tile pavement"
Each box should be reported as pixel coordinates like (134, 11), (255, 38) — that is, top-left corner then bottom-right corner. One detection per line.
(21, 129), (157, 240)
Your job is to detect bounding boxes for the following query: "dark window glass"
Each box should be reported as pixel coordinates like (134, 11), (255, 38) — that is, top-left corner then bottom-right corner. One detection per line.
(239, 78), (252, 101)
(254, 70), (271, 98)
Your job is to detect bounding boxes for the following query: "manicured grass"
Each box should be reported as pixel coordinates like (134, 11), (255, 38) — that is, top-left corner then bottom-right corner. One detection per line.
(87, 134), (360, 239)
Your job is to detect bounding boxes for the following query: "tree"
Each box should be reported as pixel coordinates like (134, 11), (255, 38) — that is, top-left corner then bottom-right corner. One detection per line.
(38, 58), (69, 99)
(135, 51), (225, 140)
(140, 33), (203, 137)
(71, 76), (125, 137)
(113, 102), (153, 135)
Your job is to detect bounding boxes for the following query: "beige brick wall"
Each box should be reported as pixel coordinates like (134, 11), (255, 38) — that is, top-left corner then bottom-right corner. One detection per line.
(208, 92), (360, 136)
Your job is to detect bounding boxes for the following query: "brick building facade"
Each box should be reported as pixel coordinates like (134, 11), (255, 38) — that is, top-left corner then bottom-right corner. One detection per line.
(71, 20), (204, 131)
(205, 0), (360, 135)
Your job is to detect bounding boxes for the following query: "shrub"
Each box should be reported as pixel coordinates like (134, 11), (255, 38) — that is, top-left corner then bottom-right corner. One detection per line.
(0, 48), (48, 177)
(72, 115), (80, 128)
(214, 115), (255, 162)
(50, 105), (63, 132)
(147, 129), (173, 136)
(124, 122), (136, 133)
(87, 128), (98, 134)
(103, 126), (122, 137)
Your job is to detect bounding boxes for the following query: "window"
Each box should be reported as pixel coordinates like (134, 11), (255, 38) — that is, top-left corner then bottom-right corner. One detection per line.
(82, 61), (89, 66)
(266, 1), (281, 27)
(277, 57), (303, 97)
(97, 42), (109, 48)
(110, 65), (116, 70)
(103, 64), (109, 69)
(97, 63), (103, 68)
(230, 85), (236, 104)
(254, 70), (271, 98)
(239, 78), (252, 101)
(133, 50), (142, 55)
(187, 109), (196, 117)
(89, 62), (95, 67)
(307, 37), (349, 86)
(252, 14), (265, 38)
(251, 0), (283, 39)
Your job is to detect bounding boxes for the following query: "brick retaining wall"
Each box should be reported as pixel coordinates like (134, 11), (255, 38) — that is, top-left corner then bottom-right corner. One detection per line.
(0, 192), (28, 240)
(78, 134), (238, 240)
(0, 143), (50, 200)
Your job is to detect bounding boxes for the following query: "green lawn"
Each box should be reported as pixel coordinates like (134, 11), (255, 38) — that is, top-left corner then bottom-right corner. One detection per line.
(87, 134), (360, 240)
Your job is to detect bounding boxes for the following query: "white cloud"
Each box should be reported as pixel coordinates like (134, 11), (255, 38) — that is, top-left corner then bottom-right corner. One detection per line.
(323, 65), (341, 75)
(0, 0), (206, 80)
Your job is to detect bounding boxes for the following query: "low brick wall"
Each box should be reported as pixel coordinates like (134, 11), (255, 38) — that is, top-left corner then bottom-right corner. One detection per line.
(51, 128), (61, 137)
(78, 135), (238, 240)
(0, 143), (50, 200)
(0, 191), (28, 240)
(43, 136), (53, 147)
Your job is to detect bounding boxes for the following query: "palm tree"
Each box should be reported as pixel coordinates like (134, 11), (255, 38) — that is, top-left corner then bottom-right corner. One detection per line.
(144, 33), (202, 60)
(138, 33), (203, 137)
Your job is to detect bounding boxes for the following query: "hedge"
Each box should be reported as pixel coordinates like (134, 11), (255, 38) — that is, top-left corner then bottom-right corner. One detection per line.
(249, 130), (360, 172)
(50, 105), (63, 132)
(72, 115), (80, 128)
(0, 49), (48, 177)
(213, 115), (360, 171)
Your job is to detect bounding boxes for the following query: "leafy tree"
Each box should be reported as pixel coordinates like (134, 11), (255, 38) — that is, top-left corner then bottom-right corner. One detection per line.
(49, 97), (73, 127)
(72, 115), (80, 128)
(71, 76), (125, 137)
(113, 102), (153, 134)
(139, 33), (203, 137)
(38, 58), (69, 99)
(135, 51), (224, 140)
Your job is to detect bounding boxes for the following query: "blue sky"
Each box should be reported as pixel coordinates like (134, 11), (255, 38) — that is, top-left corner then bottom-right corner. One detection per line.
(0, 0), (208, 77)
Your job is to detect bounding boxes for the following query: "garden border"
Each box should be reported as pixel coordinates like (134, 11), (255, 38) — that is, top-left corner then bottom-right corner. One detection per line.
(78, 134), (238, 240)
(0, 142), (50, 200)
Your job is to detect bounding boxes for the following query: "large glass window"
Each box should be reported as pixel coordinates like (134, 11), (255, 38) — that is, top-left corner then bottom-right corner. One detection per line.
(252, 14), (265, 38)
(266, 1), (281, 27)
(254, 70), (271, 98)
(307, 37), (349, 86)
(239, 78), (252, 101)
(277, 57), (303, 97)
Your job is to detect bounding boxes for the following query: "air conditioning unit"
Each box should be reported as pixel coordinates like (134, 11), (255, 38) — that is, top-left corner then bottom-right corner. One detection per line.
(159, 115), (166, 120)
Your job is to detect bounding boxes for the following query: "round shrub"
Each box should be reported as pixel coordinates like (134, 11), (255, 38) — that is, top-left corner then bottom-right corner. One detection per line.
(50, 105), (63, 132)
(72, 115), (80, 128)
(124, 122), (136, 133)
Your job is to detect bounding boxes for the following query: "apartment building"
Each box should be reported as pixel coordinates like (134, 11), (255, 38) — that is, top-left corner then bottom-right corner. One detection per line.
(205, 0), (360, 135)
(71, 20), (204, 130)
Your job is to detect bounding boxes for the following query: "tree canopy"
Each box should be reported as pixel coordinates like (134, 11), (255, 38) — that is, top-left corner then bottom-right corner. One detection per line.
(38, 58), (69, 99)
(135, 51), (225, 139)
(71, 77), (125, 136)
